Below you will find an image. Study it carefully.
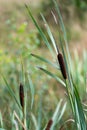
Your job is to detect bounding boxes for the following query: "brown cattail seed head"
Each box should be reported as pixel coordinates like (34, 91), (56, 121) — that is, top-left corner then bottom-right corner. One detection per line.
(19, 83), (24, 108)
(45, 119), (53, 130)
(57, 53), (67, 79)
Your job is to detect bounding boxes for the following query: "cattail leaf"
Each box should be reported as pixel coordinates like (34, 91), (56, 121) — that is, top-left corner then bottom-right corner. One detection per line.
(37, 67), (66, 87)
(40, 13), (59, 54)
(31, 113), (38, 130)
(65, 79), (83, 130)
(51, 100), (66, 129)
(52, 99), (63, 122)
(2, 75), (21, 109)
(51, 102), (67, 129)
(57, 102), (67, 122)
(37, 91), (42, 130)
(13, 111), (25, 130)
(25, 4), (54, 58)
(28, 75), (34, 109)
(67, 80), (87, 130)
(31, 53), (59, 70)
(52, 0), (66, 39)
(0, 112), (3, 128)
(74, 85), (86, 130)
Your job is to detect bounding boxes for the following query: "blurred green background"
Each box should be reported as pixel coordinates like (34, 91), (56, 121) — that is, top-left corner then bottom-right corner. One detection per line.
(0, 0), (87, 129)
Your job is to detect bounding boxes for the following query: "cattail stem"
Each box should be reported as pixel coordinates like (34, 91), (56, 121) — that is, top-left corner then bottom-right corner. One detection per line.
(45, 119), (53, 130)
(57, 53), (67, 80)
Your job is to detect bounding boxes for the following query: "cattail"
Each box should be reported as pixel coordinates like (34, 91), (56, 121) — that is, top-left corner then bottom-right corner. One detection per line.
(45, 119), (53, 130)
(19, 83), (25, 130)
(57, 53), (67, 79)
(19, 83), (24, 108)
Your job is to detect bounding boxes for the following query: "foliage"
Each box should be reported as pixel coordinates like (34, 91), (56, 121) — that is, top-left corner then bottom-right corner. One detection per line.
(0, 0), (87, 130)
(25, 0), (87, 129)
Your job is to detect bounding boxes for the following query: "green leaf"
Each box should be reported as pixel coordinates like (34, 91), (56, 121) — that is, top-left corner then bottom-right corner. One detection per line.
(25, 5), (54, 58)
(31, 53), (59, 70)
(51, 100), (66, 129)
(52, 99), (63, 121)
(57, 102), (67, 122)
(37, 91), (42, 130)
(40, 13), (59, 54)
(37, 67), (66, 87)
(31, 113), (38, 130)
(0, 112), (3, 128)
(74, 85), (86, 130)
(2, 75), (21, 110)
(28, 75), (34, 109)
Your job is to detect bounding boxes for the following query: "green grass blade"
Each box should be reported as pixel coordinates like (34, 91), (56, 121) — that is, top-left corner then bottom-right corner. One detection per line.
(52, 0), (66, 39)
(2, 75), (21, 110)
(40, 13), (59, 54)
(51, 100), (66, 129)
(57, 102), (67, 122)
(25, 5), (54, 58)
(74, 85), (86, 130)
(28, 75), (34, 109)
(37, 66), (66, 87)
(52, 99), (63, 121)
(31, 53), (59, 70)
(31, 113), (38, 130)
(0, 112), (3, 128)
(37, 91), (42, 130)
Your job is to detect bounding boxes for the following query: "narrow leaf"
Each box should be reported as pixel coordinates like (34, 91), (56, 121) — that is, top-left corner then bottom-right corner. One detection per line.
(25, 5), (54, 58)
(37, 67), (66, 87)
(41, 13), (59, 54)
(28, 75), (34, 109)
(31, 53), (59, 70)
(2, 75), (21, 109)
